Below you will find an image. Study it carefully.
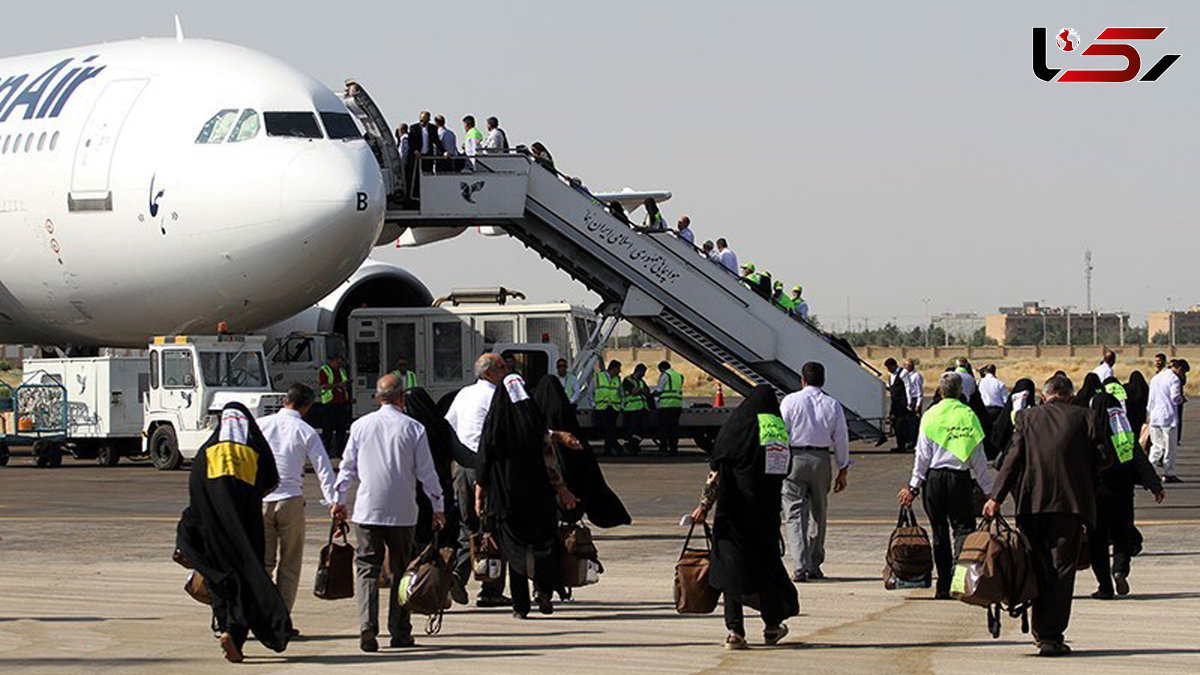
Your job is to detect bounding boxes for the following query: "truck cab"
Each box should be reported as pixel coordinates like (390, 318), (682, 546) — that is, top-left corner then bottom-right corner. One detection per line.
(144, 335), (284, 471)
(266, 331), (348, 393)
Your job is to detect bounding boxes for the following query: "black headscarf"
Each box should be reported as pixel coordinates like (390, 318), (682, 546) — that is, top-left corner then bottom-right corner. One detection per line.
(404, 388), (462, 546)
(1074, 372), (1104, 407)
(707, 386), (799, 618)
(1125, 370), (1150, 432)
(477, 375), (561, 588)
(533, 376), (631, 528)
(990, 377), (1036, 464)
(175, 402), (291, 652)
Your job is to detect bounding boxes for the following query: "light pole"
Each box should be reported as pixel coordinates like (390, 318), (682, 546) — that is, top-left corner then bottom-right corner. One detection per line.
(922, 298), (931, 347)
(1064, 305), (1073, 347)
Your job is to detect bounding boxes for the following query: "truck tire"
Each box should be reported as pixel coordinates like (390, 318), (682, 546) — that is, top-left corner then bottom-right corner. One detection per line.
(97, 442), (120, 467)
(693, 431), (717, 455)
(33, 440), (61, 467)
(150, 426), (183, 471)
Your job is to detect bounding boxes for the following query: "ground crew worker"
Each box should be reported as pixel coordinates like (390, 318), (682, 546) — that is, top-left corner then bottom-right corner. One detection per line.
(389, 356), (419, 392)
(622, 364), (652, 455)
(773, 281), (794, 313)
(594, 360), (623, 456)
(740, 264), (770, 300)
(317, 355), (351, 457)
(898, 372), (995, 599)
(555, 358), (579, 403)
(654, 361), (684, 456)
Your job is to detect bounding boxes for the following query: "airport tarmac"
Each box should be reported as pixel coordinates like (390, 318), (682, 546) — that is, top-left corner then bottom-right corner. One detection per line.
(0, 414), (1197, 673)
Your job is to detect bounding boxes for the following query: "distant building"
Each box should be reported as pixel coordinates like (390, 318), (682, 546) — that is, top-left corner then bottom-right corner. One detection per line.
(986, 301), (1128, 346)
(1147, 306), (1200, 344)
(931, 313), (985, 342)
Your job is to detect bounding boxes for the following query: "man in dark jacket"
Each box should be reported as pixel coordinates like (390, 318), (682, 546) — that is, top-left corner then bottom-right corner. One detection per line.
(984, 374), (1114, 657)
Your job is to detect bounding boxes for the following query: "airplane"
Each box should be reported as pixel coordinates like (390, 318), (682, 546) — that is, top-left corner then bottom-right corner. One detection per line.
(0, 35), (391, 349)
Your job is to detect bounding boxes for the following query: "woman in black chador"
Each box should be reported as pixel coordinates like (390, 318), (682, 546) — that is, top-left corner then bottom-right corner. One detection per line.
(403, 387), (464, 548)
(176, 403), (292, 663)
(691, 385), (799, 650)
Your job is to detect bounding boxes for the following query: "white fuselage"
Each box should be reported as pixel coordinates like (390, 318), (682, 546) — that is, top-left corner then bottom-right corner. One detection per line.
(0, 38), (385, 347)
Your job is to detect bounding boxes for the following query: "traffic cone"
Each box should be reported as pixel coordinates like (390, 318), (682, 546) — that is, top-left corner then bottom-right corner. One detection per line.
(714, 382), (725, 408)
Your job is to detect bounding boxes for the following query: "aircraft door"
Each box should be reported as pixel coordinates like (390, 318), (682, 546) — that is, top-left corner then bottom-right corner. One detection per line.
(69, 78), (149, 211)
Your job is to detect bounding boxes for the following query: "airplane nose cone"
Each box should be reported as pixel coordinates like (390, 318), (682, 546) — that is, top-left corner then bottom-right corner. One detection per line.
(279, 143), (385, 291)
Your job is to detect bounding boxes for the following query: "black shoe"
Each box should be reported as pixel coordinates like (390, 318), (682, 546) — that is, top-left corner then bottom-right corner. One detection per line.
(934, 590), (951, 600)
(807, 569), (825, 580)
(763, 624), (788, 646)
(1037, 642), (1072, 657)
(450, 575), (469, 605)
(1113, 572), (1130, 596)
(1091, 589), (1115, 600)
(791, 570), (808, 583)
(1164, 475), (1183, 484)
(360, 631), (379, 653)
(288, 627), (301, 640)
(512, 609), (529, 620)
(389, 634), (415, 648)
(476, 594), (512, 608)
(535, 592), (554, 615)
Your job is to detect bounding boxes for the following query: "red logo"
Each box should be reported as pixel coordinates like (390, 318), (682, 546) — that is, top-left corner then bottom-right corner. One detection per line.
(1033, 27), (1180, 82)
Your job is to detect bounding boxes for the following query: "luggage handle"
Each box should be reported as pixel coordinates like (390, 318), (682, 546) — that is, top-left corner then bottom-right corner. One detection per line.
(680, 521), (713, 557)
(321, 518), (350, 570)
(896, 505), (919, 529)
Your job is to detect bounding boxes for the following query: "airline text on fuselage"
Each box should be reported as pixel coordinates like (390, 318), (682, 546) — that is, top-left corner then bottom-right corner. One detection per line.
(0, 54), (106, 124)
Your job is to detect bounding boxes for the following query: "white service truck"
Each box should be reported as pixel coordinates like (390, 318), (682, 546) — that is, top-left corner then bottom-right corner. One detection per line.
(2, 335), (283, 470)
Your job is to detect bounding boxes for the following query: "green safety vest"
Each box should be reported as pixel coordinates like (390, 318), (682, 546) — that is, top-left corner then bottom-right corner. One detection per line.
(659, 370), (684, 409)
(390, 369), (419, 390)
(955, 367), (970, 375)
(319, 365), (348, 405)
(744, 272), (761, 284)
(1105, 405), (1135, 464)
(776, 295), (795, 311)
(920, 398), (984, 463)
(465, 127), (484, 141)
(623, 376), (649, 412)
(594, 371), (621, 410)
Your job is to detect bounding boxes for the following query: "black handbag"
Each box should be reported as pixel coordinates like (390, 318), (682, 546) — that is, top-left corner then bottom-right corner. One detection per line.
(314, 519), (355, 600)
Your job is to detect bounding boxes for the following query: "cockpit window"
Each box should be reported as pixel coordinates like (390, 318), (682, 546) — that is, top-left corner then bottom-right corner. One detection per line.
(227, 109), (261, 143)
(195, 109), (238, 144)
(320, 112), (362, 140)
(264, 112), (324, 139)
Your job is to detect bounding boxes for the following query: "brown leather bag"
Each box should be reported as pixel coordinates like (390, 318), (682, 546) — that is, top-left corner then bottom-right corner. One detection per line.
(470, 532), (504, 582)
(184, 570), (211, 605)
(883, 506), (933, 589)
(674, 522), (720, 615)
(560, 522), (603, 587)
(398, 533), (455, 634)
(313, 519), (355, 600)
(952, 514), (1039, 638)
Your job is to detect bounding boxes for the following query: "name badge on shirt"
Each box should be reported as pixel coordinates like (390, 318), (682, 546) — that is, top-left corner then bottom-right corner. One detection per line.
(758, 413), (790, 475)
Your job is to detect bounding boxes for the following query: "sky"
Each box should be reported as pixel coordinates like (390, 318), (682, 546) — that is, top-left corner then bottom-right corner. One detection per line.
(5, 1), (1197, 330)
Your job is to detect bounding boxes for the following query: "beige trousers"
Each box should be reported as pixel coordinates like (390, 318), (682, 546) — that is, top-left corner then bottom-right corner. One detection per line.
(263, 496), (306, 611)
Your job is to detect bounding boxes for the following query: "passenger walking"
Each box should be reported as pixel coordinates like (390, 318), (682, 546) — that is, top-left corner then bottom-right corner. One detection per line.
(621, 363), (652, 455)
(175, 403), (292, 663)
(676, 216), (695, 246)
(435, 114), (458, 157)
(790, 285), (809, 321)
(530, 141), (555, 171)
(716, 238), (738, 275)
(653, 360), (684, 456)
(1092, 349), (1117, 382)
(401, 388), (464, 561)
(477, 373), (579, 618)
(462, 115), (484, 157)
(984, 374), (1113, 657)
(780, 362), (851, 582)
(1147, 359), (1185, 483)
(1173, 359), (1188, 444)
(554, 358), (578, 403)
(331, 374), (445, 653)
(702, 240), (718, 262)
(978, 365), (1009, 428)
(593, 360), (624, 456)
(691, 386), (799, 649)
(885, 358), (916, 452)
(396, 123), (410, 173)
(954, 357), (978, 399)
(444, 354), (512, 607)
(258, 384), (338, 619)
(317, 355), (351, 457)
(642, 198), (666, 231)
(898, 372), (994, 599)
(483, 116), (508, 152)
(1073, 375), (1165, 599)
(406, 111), (443, 195)
(990, 377), (1037, 465)
(903, 358), (924, 415)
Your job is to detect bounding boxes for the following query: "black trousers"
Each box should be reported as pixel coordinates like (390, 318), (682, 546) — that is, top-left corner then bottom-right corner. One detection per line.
(1017, 513), (1083, 646)
(319, 403), (350, 457)
(657, 407), (682, 454)
(921, 468), (977, 593)
(1089, 484), (1142, 593)
(623, 410), (647, 454)
(723, 593), (787, 635)
(452, 467), (506, 598)
(508, 562), (553, 615)
(595, 408), (621, 455)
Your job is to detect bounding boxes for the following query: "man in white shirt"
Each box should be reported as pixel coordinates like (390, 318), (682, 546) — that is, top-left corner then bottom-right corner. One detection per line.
(779, 362), (850, 582)
(1148, 361), (1186, 482)
(554, 358), (579, 403)
(1092, 349), (1117, 383)
(676, 216), (695, 246)
(954, 357), (978, 399)
(444, 353), (511, 606)
(258, 384), (338, 617)
(885, 358), (916, 452)
(434, 114), (458, 158)
(716, 238), (738, 275)
(331, 374), (444, 653)
(898, 372), (995, 598)
(978, 364), (1009, 430)
(482, 116), (507, 152)
(903, 359), (925, 414)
